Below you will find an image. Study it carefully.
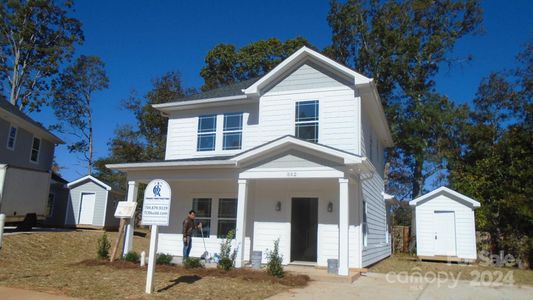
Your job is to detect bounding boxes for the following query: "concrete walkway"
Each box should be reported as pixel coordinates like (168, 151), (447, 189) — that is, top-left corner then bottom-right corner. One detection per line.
(0, 286), (78, 300)
(268, 272), (533, 300)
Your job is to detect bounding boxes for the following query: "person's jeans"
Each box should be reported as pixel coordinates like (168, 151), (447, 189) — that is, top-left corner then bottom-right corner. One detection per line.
(183, 236), (192, 259)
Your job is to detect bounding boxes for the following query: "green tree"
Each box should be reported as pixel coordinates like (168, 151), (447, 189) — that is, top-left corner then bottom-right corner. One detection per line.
(0, 0), (83, 112)
(52, 55), (109, 175)
(200, 37), (312, 91)
(94, 71), (191, 190)
(326, 0), (482, 199)
(449, 41), (532, 266)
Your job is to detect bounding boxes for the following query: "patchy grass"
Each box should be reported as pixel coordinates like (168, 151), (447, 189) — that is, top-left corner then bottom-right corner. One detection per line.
(0, 230), (307, 299)
(369, 254), (533, 286)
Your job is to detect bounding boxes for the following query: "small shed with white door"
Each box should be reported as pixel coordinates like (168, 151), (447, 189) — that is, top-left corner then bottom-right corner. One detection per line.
(65, 175), (122, 229)
(409, 187), (480, 261)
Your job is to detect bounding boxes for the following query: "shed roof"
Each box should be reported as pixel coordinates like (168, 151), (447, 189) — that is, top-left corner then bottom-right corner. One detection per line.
(409, 186), (481, 208)
(67, 175), (112, 191)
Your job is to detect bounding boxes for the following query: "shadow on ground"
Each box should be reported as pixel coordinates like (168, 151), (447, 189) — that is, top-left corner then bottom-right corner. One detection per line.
(157, 275), (202, 292)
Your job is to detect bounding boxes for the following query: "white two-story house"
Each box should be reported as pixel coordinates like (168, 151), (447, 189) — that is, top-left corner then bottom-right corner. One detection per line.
(107, 46), (394, 275)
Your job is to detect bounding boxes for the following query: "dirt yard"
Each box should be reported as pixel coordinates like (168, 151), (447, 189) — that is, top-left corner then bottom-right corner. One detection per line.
(0, 230), (307, 299)
(369, 254), (533, 286)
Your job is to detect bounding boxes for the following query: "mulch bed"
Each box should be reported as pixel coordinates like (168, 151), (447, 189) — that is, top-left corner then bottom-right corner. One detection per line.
(77, 259), (310, 287)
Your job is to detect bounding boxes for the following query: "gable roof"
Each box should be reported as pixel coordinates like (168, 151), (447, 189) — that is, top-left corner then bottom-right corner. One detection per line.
(0, 99), (64, 144)
(244, 46), (372, 95)
(67, 175), (112, 191)
(409, 186), (481, 208)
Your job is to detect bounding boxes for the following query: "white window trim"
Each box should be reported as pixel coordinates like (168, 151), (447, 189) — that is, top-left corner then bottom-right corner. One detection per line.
(216, 197), (238, 238)
(192, 197), (213, 237)
(6, 124), (17, 151)
(222, 113), (243, 150)
(29, 136), (41, 164)
(295, 100), (319, 143)
(190, 193), (237, 239)
(196, 115), (217, 152)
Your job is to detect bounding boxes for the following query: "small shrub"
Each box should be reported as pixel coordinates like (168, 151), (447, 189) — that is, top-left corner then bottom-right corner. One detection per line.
(124, 251), (140, 263)
(183, 257), (204, 269)
(266, 239), (284, 278)
(217, 229), (237, 271)
(156, 253), (173, 265)
(97, 233), (111, 259)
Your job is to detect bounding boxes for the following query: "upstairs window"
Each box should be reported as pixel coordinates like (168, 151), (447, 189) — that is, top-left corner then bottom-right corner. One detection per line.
(295, 100), (319, 143)
(30, 137), (41, 163)
(197, 115), (217, 151)
(223, 113), (243, 150)
(6, 125), (17, 150)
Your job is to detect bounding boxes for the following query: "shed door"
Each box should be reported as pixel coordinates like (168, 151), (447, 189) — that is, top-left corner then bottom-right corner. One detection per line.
(79, 193), (96, 224)
(434, 211), (456, 256)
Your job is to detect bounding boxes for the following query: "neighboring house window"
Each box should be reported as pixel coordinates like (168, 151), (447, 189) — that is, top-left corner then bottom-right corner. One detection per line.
(30, 137), (41, 163)
(197, 115), (217, 151)
(6, 125), (17, 150)
(223, 113), (243, 150)
(217, 198), (237, 238)
(47, 193), (55, 217)
(192, 198), (211, 237)
(363, 201), (368, 247)
(295, 100), (319, 143)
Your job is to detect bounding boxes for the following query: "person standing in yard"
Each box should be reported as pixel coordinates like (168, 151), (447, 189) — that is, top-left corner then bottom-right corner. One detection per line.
(182, 210), (202, 259)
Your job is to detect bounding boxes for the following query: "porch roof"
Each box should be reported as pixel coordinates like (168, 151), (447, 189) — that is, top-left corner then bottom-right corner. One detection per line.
(106, 136), (370, 173)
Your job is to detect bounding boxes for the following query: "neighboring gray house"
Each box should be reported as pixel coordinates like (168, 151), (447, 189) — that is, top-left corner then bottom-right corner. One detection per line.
(0, 99), (64, 224)
(44, 172), (70, 227)
(65, 175), (122, 229)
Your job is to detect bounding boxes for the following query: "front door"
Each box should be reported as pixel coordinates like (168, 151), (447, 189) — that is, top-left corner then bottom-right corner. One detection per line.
(434, 211), (457, 256)
(291, 198), (318, 262)
(79, 193), (96, 225)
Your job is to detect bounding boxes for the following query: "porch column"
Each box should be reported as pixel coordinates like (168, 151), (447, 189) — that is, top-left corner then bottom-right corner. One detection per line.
(123, 180), (139, 256)
(338, 178), (349, 276)
(235, 179), (248, 268)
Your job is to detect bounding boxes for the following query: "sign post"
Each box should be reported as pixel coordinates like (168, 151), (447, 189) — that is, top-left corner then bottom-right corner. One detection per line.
(110, 201), (137, 262)
(141, 179), (171, 294)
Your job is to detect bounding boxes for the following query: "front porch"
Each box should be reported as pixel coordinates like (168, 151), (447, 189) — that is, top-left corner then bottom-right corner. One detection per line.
(108, 136), (372, 276)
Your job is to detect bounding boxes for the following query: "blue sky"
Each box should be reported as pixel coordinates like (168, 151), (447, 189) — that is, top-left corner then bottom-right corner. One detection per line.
(31, 0), (532, 181)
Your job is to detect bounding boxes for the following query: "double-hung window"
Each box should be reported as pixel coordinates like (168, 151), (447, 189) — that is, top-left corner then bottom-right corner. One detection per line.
(217, 198), (237, 238)
(197, 115), (217, 151)
(6, 125), (17, 150)
(192, 198), (212, 237)
(223, 113), (243, 150)
(30, 137), (41, 163)
(295, 100), (319, 143)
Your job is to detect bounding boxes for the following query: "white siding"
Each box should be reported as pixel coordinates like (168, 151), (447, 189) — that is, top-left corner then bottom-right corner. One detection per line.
(157, 180), (251, 260)
(267, 63), (348, 93)
(165, 63), (360, 160)
(414, 194), (477, 260)
(65, 181), (108, 226)
(361, 172), (391, 267)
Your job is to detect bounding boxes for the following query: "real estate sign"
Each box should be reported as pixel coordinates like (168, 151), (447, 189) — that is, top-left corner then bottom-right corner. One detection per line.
(141, 179), (171, 226)
(114, 201), (137, 218)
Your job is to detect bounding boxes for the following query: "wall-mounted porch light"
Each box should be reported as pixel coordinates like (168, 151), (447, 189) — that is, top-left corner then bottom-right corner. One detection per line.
(327, 202), (333, 213)
(275, 201), (282, 212)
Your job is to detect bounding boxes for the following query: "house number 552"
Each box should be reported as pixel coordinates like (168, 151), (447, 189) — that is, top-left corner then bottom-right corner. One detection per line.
(286, 172), (297, 177)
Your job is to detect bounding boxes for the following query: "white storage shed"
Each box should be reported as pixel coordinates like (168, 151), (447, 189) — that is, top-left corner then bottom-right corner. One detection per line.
(409, 186), (480, 261)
